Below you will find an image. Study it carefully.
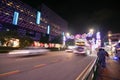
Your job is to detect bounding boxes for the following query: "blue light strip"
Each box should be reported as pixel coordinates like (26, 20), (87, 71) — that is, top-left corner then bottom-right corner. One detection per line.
(47, 25), (50, 34)
(62, 32), (66, 41)
(12, 11), (19, 25)
(62, 32), (65, 36)
(36, 11), (41, 24)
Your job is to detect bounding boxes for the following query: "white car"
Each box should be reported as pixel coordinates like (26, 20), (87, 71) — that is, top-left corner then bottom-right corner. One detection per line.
(73, 46), (91, 56)
(65, 49), (73, 52)
(65, 46), (75, 52)
(8, 47), (49, 57)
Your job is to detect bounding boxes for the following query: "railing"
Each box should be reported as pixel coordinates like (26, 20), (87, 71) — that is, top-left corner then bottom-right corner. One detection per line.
(76, 57), (98, 80)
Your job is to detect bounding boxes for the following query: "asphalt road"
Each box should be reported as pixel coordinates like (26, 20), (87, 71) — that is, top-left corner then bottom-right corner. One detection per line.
(0, 51), (97, 80)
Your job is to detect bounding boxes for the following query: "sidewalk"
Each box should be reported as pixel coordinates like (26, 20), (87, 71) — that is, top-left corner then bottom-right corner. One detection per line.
(96, 57), (120, 80)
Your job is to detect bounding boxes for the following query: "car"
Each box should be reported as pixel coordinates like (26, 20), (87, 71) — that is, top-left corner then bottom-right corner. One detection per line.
(8, 46), (50, 57)
(65, 46), (75, 52)
(65, 49), (73, 52)
(73, 46), (91, 56)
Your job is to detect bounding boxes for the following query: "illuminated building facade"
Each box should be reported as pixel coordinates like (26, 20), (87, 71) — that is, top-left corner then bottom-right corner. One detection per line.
(0, 0), (68, 42)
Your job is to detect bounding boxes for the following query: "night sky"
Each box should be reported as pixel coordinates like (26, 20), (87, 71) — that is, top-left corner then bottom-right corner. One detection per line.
(21, 0), (120, 35)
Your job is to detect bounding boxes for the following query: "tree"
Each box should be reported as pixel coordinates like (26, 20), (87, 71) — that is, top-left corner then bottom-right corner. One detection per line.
(19, 36), (33, 48)
(40, 34), (49, 43)
(0, 30), (18, 45)
(0, 30), (34, 48)
(51, 35), (62, 44)
(65, 39), (75, 47)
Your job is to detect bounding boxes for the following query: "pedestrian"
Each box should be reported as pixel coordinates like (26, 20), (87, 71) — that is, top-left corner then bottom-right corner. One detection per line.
(97, 48), (109, 68)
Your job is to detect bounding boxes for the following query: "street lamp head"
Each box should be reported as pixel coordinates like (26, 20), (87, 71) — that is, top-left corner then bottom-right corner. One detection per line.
(108, 33), (112, 37)
(89, 29), (94, 33)
(66, 32), (70, 36)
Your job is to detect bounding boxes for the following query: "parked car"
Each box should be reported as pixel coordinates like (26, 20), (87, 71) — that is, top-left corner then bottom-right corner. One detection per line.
(8, 46), (49, 57)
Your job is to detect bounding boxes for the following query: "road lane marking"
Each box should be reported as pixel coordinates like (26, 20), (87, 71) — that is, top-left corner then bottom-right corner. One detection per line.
(51, 60), (59, 63)
(75, 59), (95, 80)
(15, 58), (33, 61)
(0, 70), (20, 77)
(34, 64), (46, 68)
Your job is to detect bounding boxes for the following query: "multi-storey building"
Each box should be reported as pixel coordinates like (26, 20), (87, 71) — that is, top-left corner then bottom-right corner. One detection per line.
(0, 0), (68, 42)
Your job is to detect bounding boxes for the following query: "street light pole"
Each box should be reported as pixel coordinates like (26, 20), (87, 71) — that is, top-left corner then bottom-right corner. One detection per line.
(108, 31), (112, 55)
(108, 31), (112, 45)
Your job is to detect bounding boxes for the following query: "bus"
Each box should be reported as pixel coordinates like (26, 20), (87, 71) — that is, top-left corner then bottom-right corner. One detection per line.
(73, 39), (92, 56)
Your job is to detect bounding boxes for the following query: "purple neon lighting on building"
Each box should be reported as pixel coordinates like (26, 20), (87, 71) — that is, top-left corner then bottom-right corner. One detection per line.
(96, 32), (101, 40)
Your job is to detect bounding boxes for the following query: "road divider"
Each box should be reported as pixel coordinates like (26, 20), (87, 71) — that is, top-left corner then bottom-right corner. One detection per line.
(75, 57), (98, 80)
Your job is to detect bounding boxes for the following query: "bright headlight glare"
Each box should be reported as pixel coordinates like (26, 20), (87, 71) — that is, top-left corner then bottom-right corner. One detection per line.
(9, 51), (29, 54)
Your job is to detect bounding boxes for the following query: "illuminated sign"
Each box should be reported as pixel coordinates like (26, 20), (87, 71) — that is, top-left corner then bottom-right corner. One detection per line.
(12, 11), (19, 25)
(36, 11), (41, 24)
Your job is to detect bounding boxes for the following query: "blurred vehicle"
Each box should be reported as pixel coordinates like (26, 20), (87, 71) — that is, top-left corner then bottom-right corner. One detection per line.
(65, 49), (73, 52)
(65, 48), (73, 52)
(65, 46), (75, 52)
(8, 46), (49, 57)
(73, 39), (91, 56)
(73, 45), (91, 56)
